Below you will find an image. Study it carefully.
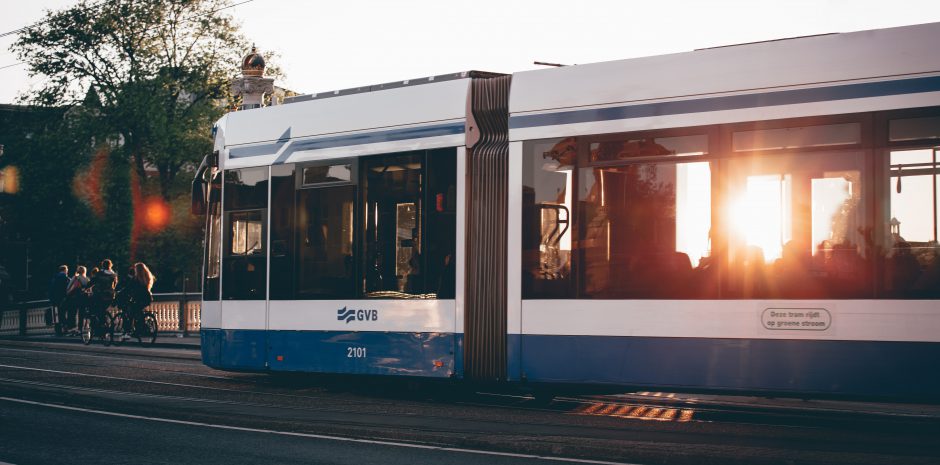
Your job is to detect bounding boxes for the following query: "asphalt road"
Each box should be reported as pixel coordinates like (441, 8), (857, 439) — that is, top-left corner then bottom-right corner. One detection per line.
(0, 339), (938, 465)
(0, 399), (600, 465)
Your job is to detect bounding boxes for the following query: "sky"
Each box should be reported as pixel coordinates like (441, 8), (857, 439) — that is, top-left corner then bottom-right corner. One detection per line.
(2, 0), (940, 104)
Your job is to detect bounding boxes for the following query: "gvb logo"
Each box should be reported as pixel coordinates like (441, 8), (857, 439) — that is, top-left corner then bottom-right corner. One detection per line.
(337, 307), (379, 324)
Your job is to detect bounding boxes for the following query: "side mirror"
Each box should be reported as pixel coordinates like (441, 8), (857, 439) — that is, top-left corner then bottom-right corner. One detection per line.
(191, 154), (210, 215)
(191, 177), (207, 215)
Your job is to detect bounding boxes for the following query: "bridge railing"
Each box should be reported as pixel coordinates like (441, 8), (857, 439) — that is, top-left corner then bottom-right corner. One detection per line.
(0, 293), (202, 336)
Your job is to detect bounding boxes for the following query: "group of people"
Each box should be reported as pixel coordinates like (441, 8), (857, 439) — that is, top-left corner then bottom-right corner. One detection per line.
(48, 259), (156, 336)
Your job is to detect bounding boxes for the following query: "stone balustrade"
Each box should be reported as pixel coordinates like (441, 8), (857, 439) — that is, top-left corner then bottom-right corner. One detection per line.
(0, 293), (202, 336)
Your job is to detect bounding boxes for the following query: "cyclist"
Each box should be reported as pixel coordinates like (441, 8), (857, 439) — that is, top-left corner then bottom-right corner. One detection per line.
(88, 259), (118, 328)
(123, 262), (155, 336)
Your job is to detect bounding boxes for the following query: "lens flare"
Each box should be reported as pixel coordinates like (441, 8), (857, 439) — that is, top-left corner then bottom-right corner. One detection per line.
(1, 166), (19, 194)
(142, 197), (171, 231)
(72, 148), (109, 217)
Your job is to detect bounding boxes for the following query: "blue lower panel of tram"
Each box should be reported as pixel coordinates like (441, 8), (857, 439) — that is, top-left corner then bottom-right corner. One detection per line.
(518, 334), (940, 397)
(202, 329), (455, 377)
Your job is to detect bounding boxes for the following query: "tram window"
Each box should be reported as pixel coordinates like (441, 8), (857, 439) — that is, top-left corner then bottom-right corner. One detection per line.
(221, 167), (268, 301)
(230, 212), (263, 255)
(591, 134), (707, 162)
(203, 172), (221, 300)
(725, 151), (871, 298)
(579, 160), (715, 299)
(303, 164), (352, 185)
(424, 149), (457, 299)
(884, 149), (940, 297)
(224, 167), (268, 210)
(523, 138), (575, 298)
(296, 185), (356, 298)
(733, 123), (860, 152)
(223, 210), (267, 300)
(269, 164), (296, 300)
(889, 117), (940, 142)
(362, 152), (430, 298)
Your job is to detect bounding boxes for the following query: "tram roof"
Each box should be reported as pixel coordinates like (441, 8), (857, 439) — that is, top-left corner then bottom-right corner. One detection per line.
(220, 71), (505, 150)
(509, 21), (940, 116)
(282, 70), (504, 105)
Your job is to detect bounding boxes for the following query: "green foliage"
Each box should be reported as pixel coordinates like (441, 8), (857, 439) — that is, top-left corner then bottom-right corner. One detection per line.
(13, 0), (253, 197)
(0, 106), (113, 297)
(6, 0), (274, 294)
(134, 190), (205, 293)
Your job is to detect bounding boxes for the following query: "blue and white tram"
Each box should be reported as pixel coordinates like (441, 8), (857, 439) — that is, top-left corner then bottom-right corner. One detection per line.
(194, 22), (940, 397)
(195, 71), (502, 377)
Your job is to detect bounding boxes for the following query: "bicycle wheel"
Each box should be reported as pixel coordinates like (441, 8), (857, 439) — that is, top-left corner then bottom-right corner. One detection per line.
(100, 313), (114, 347)
(80, 316), (92, 345)
(111, 311), (127, 346)
(139, 313), (158, 347)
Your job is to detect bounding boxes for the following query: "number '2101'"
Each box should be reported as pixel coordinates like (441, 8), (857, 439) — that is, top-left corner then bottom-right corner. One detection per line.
(347, 347), (367, 358)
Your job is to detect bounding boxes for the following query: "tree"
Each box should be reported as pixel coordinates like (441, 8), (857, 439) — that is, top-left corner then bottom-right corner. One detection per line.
(9, 0), (281, 293)
(13, 0), (259, 198)
(0, 103), (126, 298)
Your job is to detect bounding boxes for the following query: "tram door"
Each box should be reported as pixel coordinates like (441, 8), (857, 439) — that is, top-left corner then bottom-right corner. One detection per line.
(220, 167), (269, 369)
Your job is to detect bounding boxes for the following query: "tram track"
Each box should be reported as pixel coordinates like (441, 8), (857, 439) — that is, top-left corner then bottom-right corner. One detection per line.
(0, 352), (838, 449)
(0, 348), (229, 380)
(1, 355), (935, 448)
(0, 355), (822, 433)
(0, 371), (721, 465)
(0, 362), (693, 434)
(3, 342), (939, 432)
(0, 338), (200, 360)
(1, 342), (939, 464)
(1, 375), (935, 465)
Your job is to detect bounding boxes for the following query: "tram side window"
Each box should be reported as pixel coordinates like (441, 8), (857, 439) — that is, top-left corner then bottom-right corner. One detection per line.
(579, 138), (715, 299)
(885, 148), (940, 297)
(295, 167), (356, 299)
(203, 171), (221, 300)
(724, 147), (872, 299)
(362, 153), (424, 298)
(425, 149), (457, 299)
(222, 168), (268, 300)
(224, 166), (268, 210)
(360, 150), (456, 299)
(522, 138), (575, 298)
(269, 164), (296, 300)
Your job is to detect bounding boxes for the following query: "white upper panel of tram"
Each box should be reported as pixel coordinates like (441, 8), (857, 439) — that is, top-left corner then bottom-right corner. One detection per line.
(218, 77), (471, 169)
(509, 22), (940, 140)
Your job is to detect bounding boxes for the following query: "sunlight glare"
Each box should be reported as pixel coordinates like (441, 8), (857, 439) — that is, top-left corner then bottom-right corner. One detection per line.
(732, 174), (792, 262)
(676, 162), (711, 267)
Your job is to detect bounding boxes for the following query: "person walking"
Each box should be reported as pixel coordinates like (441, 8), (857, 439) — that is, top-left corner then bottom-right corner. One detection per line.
(47, 265), (69, 334)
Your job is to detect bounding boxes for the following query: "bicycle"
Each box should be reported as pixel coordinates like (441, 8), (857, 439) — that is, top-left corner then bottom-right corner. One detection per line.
(112, 307), (158, 347)
(79, 306), (113, 346)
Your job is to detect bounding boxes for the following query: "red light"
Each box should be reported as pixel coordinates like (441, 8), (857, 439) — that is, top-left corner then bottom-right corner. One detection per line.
(436, 193), (445, 212)
(433, 360), (443, 367)
(1, 166), (19, 194)
(142, 197), (171, 231)
(276, 355), (284, 361)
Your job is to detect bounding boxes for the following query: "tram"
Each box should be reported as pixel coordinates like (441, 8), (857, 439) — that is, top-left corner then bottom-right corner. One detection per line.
(193, 22), (940, 397)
